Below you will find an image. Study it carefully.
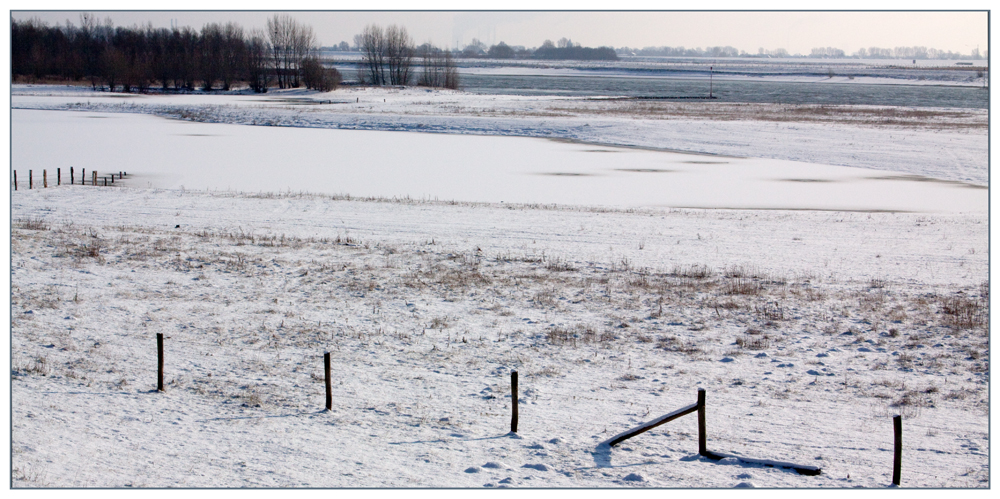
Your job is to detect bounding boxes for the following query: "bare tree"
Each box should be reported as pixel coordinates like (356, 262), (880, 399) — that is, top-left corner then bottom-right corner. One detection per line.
(385, 24), (413, 85)
(301, 55), (341, 92)
(359, 24), (387, 85)
(245, 28), (270, 92)
(219, 22), (245, 91)
(417, 43), (459, 89)
(291, 22), (315, 88)
(267, 14), (294, 88)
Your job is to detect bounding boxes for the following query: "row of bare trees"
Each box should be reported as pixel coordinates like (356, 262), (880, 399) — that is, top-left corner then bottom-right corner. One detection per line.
(357, 23), (458, 89)
(12, 14), (340, 93)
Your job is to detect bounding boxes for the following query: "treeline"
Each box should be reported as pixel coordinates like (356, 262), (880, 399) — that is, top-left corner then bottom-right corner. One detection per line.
(11, 14), (341, 93)
(619, 44), (986, 60)
(852, 46), (985, 60)
(455, 37), (617, 61)
(619, 45), (743, 58)
(532, 39), (618, 61)
(356, 23), (459, 88)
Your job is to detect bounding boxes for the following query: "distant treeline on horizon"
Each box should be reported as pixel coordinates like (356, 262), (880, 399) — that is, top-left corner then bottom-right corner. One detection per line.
(614, 45), (986, 60)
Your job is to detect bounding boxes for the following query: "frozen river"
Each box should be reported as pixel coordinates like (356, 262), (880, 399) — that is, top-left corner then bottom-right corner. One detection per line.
(11, 109), (986, 213)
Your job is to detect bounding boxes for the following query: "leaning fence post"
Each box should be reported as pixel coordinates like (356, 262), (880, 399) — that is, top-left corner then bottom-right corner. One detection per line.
(511, 371), (519, 433)
(324, 352), (332, 411)
(157, 333), (165, 392)
(697, 388), (707, 456)
(892, 415), (902, 486)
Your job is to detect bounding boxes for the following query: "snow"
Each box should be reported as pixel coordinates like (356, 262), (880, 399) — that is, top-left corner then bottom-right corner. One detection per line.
(10, 109), (986, 213)
(8, 84), (990, 488)
(12, 84), (988, 186)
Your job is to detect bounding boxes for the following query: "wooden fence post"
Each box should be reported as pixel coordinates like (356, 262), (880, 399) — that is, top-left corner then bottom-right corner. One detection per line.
(892, 415), (902, 486)
(43, 170), (47, 188)
(70, 167), (74, 185)
(511, 371), (519, 433)
(81, 169), (85, 186)
(104, 177), (107, 186)
(157, 333), (165, 392)
(13, 171), (16, 191)
(29, 170), (33, 189)
(697, 388), (707, 456)
(57, 168), (61, 186)
(324, 352), (332, 411)
(92, 170), (97, 186)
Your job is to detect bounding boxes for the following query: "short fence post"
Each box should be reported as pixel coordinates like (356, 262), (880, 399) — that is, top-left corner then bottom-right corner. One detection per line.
(81, 169), (85, 186)
(157, 333), (165, 392)
(892, 415), (902, 486)
(29, 170), (33, 189)
(57, 167), (61, 186)
(43, 169), (48, 188)
(70, 167), (74, 185)
(104, 177), (107, 186)
(92, 171), (97, 186)
(13, 171), (16, 191)
(510, 371), (519, 433)
(697, 388), (707, 456)
(324, 352), (332, 411)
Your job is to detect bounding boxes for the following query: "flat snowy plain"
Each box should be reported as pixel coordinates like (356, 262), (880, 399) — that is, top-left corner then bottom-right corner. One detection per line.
(9, 83), (990, 488)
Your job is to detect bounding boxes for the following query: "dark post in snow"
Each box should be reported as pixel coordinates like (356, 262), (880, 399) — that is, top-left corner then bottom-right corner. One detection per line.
(92, 170), (97, 186)
(510, 371), (519, 433)
(70, 167), (74, 185)
(157, 333), (165, 392)
(57, 168), (61, 186)
(29, 170), (33, 189)
(892, 415), (902, 486)
(13, 171), (16, 191)
(324, 352), (332, 411)
(81, 169), (85, 186)
(697, 388), (707, 456)
(104, 177), (108, 187)
(709, 66), (713, 99)
(43, 170), (48, 188)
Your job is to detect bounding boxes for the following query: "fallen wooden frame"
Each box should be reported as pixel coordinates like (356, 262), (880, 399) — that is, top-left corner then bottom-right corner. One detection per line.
(604, 388), (821, 476)
(606, 401), (698, 447)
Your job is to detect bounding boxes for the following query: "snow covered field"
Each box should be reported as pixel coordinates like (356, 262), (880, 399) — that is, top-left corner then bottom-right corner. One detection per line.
(8, 84), (990, 488)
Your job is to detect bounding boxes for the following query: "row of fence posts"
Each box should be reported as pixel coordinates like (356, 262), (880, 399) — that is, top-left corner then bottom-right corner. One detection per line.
(152, 337), (906, 485)
(12, 168), (128, 190)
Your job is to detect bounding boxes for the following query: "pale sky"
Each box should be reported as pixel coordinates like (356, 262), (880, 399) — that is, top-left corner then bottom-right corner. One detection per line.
(9, 5), (990, 56)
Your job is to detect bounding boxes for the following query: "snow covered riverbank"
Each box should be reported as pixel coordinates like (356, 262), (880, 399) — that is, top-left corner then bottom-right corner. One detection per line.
(11, 85), (989, 186)
(8, 83), (989, 488)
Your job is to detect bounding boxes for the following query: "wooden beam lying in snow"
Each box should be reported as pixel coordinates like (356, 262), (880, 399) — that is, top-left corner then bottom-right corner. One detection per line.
(605, 402), (699, 447)
(704, 451), (822, 476)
